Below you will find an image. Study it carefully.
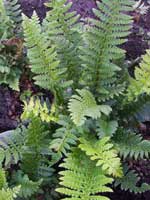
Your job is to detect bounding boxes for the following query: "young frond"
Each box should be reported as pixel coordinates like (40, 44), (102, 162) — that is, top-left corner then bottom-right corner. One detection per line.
(68, 89), (112, 126)
(79, 136), (122, 177)
(0, 168), (7, 189)
(127, 50), (150, 101)
(113, 129), (150, 160)
(21, 96), (57, 123)
(80, 0), (133, 100)
(56, 148), (113, 200)
(115, 164), (150, 194)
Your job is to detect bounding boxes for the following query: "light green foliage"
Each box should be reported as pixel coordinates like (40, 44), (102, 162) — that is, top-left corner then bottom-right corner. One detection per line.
(96, 119), (118, 138)
(115, 164), (150, 193)
(68, 89), (112, 126)
(0, 169), (7, 189)
(0, 187), (19, 200)
(44, 0), (81, 87)
(113, 130), (150, 159)
(0, 0), (13, 39)
(127, 50), (150, 101)
(13, 170), (42, 198)
(79, 136), (122, 177)
(22, 96), (57, 123)
(23, 13), (71, 101)
(56, 148), (113, 200)
(50, 115), (78, 165)
(0, 128), (25, 167)
(81, 0), (133, 101)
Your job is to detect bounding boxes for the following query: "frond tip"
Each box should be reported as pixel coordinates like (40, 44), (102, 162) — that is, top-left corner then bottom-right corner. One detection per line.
(68, 89), (112, 126)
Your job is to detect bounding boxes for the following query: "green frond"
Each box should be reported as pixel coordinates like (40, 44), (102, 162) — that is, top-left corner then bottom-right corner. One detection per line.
(68, 89), (112, 126)
(0, 169), (7, 189)
(79, 135), (122, 177)
(21, 96), (58, 123)
(4, 0), (22, 25)
(50, 116), (78, 165)
(127, 50), (150, 101)
(56, 148), (113, 200)
(0, 128), (25, 167)
(0, 0), (13, 39)
(44, 0), (82, 87)
(115, 164), (150, 194)
(21, 117), (49, 178)
(113, 129), (150, 160)
(12, 170), (42, 198)
(0, 187), (20, 200)
(23, 13), (69, 99)
(96, 119), (118, 138)
(80, 0), (133, 100)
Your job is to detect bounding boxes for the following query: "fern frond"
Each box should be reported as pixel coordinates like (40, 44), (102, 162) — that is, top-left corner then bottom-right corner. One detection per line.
(115, 164), (150, 194)
(21, 117), (49, 178)
(12, 170), (42, 198)
(113, 129), (150, 160)
(21, 96), (57, 123)
(56, 148), (113, 200)
(0, 128), (25, 167)
(79, 135), (122, 177)
(80, 0), (133, 100)
(0, 187), (19, 200)
(44, 0), (81, 87)
(0, 169), (7, 189)
(96, 119), (118, 138)
(68, 89), (112, 126)
(4, 0), (22, 25)
(127, 50), (150, 101)
(23, 13), (69, 99)
(50, 115), (78, 165)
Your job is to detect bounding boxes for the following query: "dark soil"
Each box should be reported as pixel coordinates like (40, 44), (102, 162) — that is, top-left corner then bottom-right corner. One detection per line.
(1, 0), (150, 199)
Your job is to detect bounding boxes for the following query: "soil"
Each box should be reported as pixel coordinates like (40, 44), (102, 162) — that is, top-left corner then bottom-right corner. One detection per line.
(1, 0), (150, 199)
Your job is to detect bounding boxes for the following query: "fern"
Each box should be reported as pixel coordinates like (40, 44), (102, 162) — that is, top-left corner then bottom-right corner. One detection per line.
(79, 135), (122, 177)
(44, 0), (82, 88)
(21, 96), (57, 123)
(12, 170), (42, 198)
(0, 128), (25, 167)
(0, 187), (19, 200)
(0, 0), (13, 39)
(115, 164), (150, 194)
(56, 148), (113, 200)
(80, 0), (133, 101)
(127, 50), (150, 101)
(21, 117), (49, 178)
(68, 89), (112, 126)
(96, 119), (118, 138)
(4, 0), (22, 26)
(23, 13), (71, 102)
(50, 115), (78, 165)
(113, 129), (150, 160)
(0, 169), (7, 189)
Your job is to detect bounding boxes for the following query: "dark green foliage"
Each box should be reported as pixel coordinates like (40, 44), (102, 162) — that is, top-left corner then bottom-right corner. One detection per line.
(115, 164), (150, 193)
